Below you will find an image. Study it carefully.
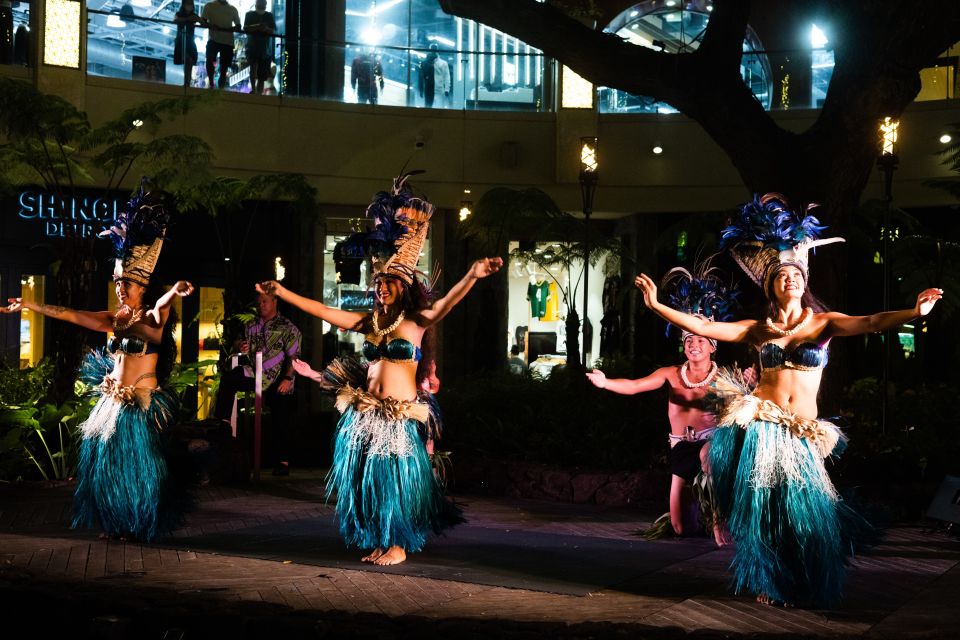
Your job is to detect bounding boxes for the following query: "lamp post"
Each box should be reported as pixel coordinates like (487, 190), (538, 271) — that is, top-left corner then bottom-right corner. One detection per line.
(579, 137), (599, 369)
(877, 116), (899, 435)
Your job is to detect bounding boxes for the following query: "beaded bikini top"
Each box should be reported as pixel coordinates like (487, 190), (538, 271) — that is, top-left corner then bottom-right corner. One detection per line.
(362, 336), (422, 364)
(107, 334), (160, 357)
(759, 341), (828, 372)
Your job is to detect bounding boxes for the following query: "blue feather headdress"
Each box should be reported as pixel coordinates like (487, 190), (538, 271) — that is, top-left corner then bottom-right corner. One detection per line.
(99, 178), (169, 286)
(661, 254), (739, 347)
(334, 169), (434, 288)
(720, 193), (843, 292)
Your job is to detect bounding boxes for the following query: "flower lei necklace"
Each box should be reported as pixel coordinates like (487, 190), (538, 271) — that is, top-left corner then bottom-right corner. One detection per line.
(680, 360), (718, 389)
(766, 307), (812, 337)
(372, 310), (405, 337)
(113, 305), (144, 332)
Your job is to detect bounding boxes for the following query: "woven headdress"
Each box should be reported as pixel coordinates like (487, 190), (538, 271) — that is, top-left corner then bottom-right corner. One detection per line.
(100, 179), (169, 287)
(337, 170), (433, 287)
(720, 193), (844, 294)
(661, 254), (739, 348)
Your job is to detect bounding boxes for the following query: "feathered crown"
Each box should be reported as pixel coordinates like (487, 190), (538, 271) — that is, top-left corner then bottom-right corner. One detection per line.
(337, 170), (433, 287)
(100, 178), (169, 287)
(661, 253), (739, 347)
(720, 193), (844, 293)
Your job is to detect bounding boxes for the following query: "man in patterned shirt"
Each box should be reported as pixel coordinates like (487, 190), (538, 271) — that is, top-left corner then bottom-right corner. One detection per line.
(214, 290), (301, 475)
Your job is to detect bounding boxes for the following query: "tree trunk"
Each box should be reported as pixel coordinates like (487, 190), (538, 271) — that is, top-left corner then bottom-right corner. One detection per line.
(565, 308), (581, 369)
(50, 238), (97, 404)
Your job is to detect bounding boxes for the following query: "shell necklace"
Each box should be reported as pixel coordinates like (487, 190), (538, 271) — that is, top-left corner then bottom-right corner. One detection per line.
(371, 310), (405, 337)
(680, 360), (718, 389)
(765, 307), (812, 337)
(113, 305), (144, 332)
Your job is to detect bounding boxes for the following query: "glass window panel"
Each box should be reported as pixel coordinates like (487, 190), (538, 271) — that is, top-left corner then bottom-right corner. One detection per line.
(43, 0), (80, 68)
(343, 0), (545, 111)
(19, 275), (45, 368)
(197, 286), (224, 420)
(2, 0), (33, 67)
(599, 2), (771, 113)
(86, 1), (286, 92)
(917, 63), (955, 101)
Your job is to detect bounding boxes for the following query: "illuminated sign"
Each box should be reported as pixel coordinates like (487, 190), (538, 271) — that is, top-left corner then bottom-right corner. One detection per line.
(17, 191), (125, 238)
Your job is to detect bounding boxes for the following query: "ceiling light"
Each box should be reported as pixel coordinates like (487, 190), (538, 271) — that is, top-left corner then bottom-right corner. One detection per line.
(652, 145), (663, 155)
(939, 133), (952, 144)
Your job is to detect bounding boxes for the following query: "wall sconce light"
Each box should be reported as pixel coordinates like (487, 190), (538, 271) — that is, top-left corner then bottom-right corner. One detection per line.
(459, 201), (473, 222)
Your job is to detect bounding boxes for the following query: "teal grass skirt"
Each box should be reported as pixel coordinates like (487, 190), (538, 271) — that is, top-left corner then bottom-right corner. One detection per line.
(72, 351), (182, 542)
(326, 401), (454, 552)
(709, 417), (871, 607)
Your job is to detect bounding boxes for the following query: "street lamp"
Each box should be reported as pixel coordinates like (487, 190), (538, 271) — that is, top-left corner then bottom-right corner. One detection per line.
(877, 116), (900, 435)
(579, 136), (599, 369)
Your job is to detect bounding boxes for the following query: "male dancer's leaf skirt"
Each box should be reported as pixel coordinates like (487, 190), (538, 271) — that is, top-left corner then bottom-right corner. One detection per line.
(709, 375), (872, 607)
(72, 351), (183, 542)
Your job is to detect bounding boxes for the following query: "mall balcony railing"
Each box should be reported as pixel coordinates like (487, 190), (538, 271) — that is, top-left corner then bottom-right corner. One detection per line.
(73, 9), (960, 113)
(85, 8), (550, 112)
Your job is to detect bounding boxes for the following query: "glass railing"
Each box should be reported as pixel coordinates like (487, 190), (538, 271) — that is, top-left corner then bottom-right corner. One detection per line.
(83, 8), (954, 113)
(85, 9), (548, 111)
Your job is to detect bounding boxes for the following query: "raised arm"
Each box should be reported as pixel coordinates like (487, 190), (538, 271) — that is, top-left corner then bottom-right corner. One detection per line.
(257, 280), (366, 332)
(145, 281), (195, 334)
(586, 367), (670, 395)
(1, 299), (113, 333)
(418, 257), (503, 326)
(635, 273), (755, 344)
(823, 288), (943, 337)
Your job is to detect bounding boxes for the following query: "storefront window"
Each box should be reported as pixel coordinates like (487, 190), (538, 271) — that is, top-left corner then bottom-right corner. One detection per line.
(506, 241), (605, 376)
(599, 1), (771, 113)
(1, 0), (32, 67)
(18, 274), (45, 368)
(86, 1), (286, 92)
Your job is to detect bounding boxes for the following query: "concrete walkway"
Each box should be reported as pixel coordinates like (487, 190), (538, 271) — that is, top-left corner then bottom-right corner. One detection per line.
(1, 471), (958, 639)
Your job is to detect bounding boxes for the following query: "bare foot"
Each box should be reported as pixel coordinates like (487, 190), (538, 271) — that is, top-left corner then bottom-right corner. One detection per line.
(713, 524), (733, 548)
(756, 594), (792, 607)
(361, 548), (384, 563)
(373, 545), (406, 566)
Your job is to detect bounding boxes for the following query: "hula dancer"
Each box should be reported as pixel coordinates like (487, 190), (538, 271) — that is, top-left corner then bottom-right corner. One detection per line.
(634, 193), (942, 607)
(264, 172), (501, 565)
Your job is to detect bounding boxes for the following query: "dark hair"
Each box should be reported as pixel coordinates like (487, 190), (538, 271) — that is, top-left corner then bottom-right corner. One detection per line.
(510, 345), (520, 356)
(415, 326), (437, 388)
(144, 282), (179, 385)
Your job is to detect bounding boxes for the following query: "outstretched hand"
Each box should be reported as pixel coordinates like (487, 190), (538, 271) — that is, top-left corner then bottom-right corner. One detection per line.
(915, 288), (943, 317)
(1, 298), (24, 314)
(634, 273), (659, 309)
(470, 257), (504, 279)
(256, 280), (285, 297)
(292, 358), (322, 382)
(585, 369), (607, 389)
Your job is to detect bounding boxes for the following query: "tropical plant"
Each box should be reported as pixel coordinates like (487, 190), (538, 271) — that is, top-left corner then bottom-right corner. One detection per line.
(0, 78), (216, 402)
(0, 360), (91, 482)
